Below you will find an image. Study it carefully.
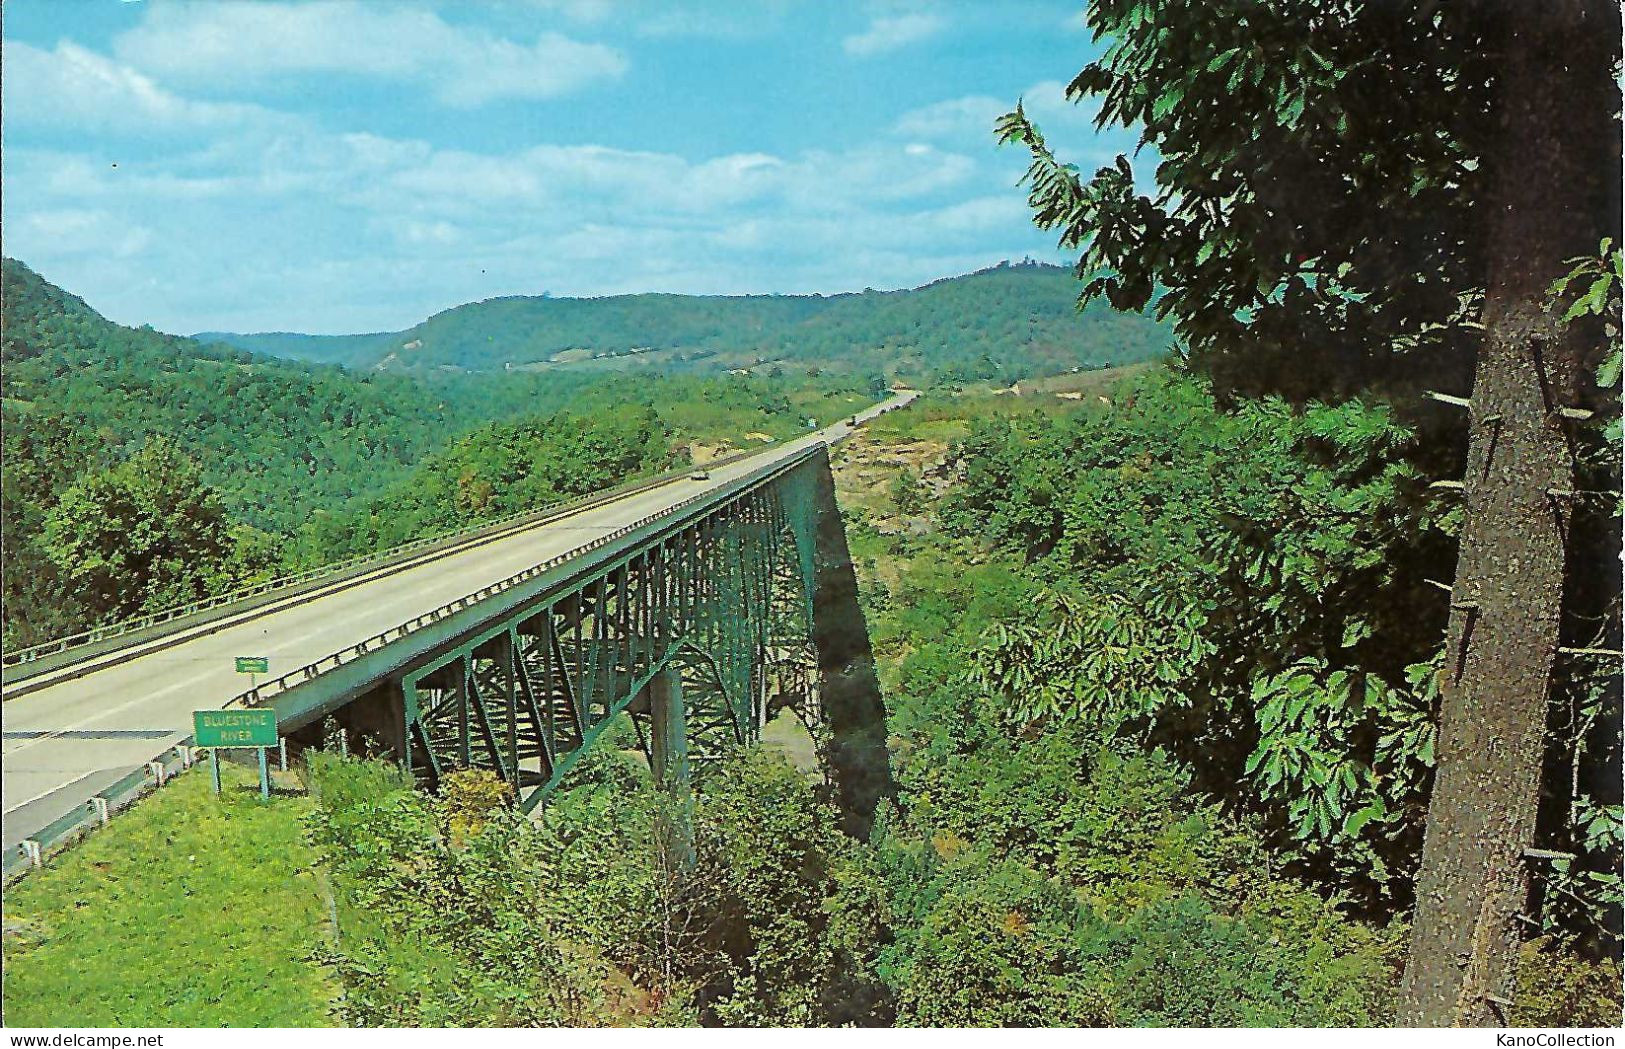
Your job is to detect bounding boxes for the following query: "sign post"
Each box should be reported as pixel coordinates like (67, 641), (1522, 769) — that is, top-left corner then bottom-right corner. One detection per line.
(193, 708), (278, 801)
(235, 655), (269, 690)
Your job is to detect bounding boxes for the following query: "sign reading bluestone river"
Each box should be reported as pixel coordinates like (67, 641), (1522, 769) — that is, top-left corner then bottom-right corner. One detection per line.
(193, 709), (277, 748)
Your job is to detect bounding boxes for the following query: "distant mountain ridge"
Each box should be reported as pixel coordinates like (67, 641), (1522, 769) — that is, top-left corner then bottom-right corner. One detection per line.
(198, 261), (1175, 383)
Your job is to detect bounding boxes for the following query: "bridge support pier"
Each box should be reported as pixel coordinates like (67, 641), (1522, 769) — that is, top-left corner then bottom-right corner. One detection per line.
(334, 680), (408, 764)
(808, 448), (894, 840)
(282, 718), (325, 764)
(647, 668), (694, 872)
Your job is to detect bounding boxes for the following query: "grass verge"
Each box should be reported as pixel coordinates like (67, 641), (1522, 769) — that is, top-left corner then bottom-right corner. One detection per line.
(1, 763), (335, 1027)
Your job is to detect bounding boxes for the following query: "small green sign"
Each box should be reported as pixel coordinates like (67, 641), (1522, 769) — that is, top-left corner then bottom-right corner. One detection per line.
(235, 656), (270, 674)
(193, 709), (277, 748)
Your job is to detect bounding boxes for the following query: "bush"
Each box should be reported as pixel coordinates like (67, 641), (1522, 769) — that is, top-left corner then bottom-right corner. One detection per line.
(305, 753), (612, 1026)
(886, 853), (1112, 1027)
(1510, 938), (1625, 1028)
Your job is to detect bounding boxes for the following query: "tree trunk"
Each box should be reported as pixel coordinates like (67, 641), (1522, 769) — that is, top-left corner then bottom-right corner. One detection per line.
(1398, 0), (1619, 1027)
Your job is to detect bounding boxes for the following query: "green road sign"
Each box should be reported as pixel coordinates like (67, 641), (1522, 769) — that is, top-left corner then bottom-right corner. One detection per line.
(193, 709), (277, 748)
(235, 656), (270, 674)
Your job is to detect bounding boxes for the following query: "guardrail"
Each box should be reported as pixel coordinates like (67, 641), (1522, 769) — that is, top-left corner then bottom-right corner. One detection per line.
(233, 443), (821, 709)
(1, 444), (771, 685)
(1, 443), (825, 884)
(2, 739), (198, 882)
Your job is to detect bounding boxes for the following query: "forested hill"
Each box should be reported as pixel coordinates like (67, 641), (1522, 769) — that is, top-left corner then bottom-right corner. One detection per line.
(0, 256), (878, 648)
(1, 257), (551, 535)
(199, 261), (1174, 383)
(3, 257), (597, 637)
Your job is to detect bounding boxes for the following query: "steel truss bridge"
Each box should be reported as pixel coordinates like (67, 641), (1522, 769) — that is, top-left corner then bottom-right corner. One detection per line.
(2, 409), (906, 871)
(276, 443), (891, 828)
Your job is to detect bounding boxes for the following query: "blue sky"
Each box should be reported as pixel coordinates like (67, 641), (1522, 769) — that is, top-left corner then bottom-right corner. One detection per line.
(2, 1), (1137, 334)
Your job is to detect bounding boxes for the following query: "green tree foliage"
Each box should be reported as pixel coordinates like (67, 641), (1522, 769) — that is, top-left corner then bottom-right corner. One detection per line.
(998, 4), (1619, 1017)
(841, 389), (1620, 1025)
(887, 468), (925, 519)
(1, 257), (545, 645)
(1510, 937), (1625, 1028)
(289, 406), (673, 564)
(306, 742), (878, 1027)
(867, 692), (1398, 1026)
(305, 755), (618, 1026)
(39, 439), (268, 622)
(1, 259), (501, 536)
(0, 258), (877, 646)
(1, 406), (103, 644)
(994, 0), (1495, 401)
(945, 373), (1447, 899)
(1539, 239), (1625, 946)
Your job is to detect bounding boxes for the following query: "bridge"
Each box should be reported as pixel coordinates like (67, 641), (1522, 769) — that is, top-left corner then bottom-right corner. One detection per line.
(1, 395), (913, 866)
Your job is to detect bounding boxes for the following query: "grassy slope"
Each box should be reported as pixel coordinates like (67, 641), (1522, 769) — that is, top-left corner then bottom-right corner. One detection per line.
(833, 383), (1112, 667)
(667, 383), (875, 459)
(0, 764), (334, 1027)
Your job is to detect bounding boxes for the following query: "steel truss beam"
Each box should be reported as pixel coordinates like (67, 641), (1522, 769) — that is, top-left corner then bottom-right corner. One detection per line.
(397, 466), (825, 812)
(275, 447), (892, 832)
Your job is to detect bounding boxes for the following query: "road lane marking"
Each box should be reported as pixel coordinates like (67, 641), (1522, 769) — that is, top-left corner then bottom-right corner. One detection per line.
(2, 768), (116, 816)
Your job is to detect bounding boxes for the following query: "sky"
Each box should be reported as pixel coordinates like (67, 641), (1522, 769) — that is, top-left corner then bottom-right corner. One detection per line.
(1, 1), (1139, 335)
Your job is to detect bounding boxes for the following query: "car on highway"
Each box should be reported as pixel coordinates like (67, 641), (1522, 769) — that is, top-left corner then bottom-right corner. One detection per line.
(690, 469), (710, 481)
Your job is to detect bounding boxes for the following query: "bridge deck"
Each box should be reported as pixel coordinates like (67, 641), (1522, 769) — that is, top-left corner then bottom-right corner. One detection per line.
(0, 396), (912, 851)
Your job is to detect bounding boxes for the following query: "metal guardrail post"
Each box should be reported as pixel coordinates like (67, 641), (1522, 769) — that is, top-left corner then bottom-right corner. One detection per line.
(91, 797), (111, 827)
(22, 840), (42, 869)
(148, 761), (166, 787)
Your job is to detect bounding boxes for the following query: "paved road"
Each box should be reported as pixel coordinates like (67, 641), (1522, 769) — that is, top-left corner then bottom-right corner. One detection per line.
(1, 392), (916, 850)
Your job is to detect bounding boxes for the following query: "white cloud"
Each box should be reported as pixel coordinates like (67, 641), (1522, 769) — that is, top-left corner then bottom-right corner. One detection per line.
(18, 209), (153, 258)
(892, 80), (1125, 163)
(367, 139), (969, 222)
(112, 1), (627, 107)
(0, 23), (1074, 335)
(525, 1), (798, 38)
(842, 13), (945, 57)
(894, 94), (1007, 141)
(525, 0), (619, 21)
(2, 111), (1030, 333)
(924, 194), (1028, 234)
(1019, 79), (1100, 128)
(0, 40), (278, 135)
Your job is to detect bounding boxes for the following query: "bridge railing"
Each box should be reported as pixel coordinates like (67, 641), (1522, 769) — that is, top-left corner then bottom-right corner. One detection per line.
(0, 443), (775, 683)
(233, 443), (823, 709)
(3, 444), (825, 885)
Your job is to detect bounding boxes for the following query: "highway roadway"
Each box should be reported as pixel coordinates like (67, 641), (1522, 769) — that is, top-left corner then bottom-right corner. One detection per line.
(1, 391), (916, 851)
